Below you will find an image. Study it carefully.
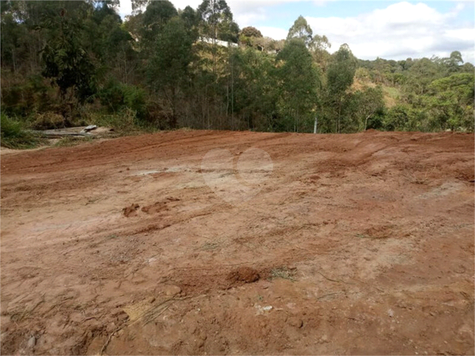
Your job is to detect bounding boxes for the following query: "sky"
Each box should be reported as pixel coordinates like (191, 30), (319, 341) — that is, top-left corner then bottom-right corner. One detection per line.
(117, 0), (475, 63)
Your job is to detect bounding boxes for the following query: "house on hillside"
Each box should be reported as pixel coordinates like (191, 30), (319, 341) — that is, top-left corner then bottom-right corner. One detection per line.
(200, 37), (238, 48)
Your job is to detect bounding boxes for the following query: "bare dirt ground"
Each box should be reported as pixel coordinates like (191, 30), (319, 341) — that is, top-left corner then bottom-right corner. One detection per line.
(1, 130), (474, 355)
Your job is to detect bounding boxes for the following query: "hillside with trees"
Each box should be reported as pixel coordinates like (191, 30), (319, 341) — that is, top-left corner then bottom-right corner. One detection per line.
(1, 0), (474, 146)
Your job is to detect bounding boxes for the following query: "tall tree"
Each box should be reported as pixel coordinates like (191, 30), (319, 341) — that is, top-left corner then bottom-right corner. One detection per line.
(230, 48), (277, 130)
(197, 0), (234, 41)
(141, 0), (177, 45)
(287, 15), (313, 47)
(326, 44), (357, 132)
(147, 17), (193, 128)
(309, 34), (331, 72)
(444, 51), (464, 73)
(276, 39), (320, 132)
(40, 1), (97, 110)
(351, 86), (385, 131)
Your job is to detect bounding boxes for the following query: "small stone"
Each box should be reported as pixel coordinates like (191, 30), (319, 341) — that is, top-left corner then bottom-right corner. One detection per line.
(27, 336), (36, 348)
(288, 317), (303, 328)
(164, 285), (181, 296)
(255, 305), (273, 315)
(387, 309), (394, 317)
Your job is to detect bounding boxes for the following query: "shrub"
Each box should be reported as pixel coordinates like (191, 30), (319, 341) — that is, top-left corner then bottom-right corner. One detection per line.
(98, 80), (147, 120)
(1, 113), (45, 149)
(31, 112), (66, 130)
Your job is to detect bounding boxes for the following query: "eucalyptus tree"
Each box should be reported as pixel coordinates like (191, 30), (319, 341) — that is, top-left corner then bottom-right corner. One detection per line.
(351, 87), (385, 131)
(141, 0), (177, 45)
(40, 1), (97, 106)
(326, 44), (357, 132)
(197, 0), (237, 42)
(147, 17), (194, 128)
(276, 39), (320, 132)
(287, 15), (313, 47)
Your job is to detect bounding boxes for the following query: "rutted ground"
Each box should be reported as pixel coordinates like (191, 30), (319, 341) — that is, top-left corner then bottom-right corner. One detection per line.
(1, 130), (473, 355)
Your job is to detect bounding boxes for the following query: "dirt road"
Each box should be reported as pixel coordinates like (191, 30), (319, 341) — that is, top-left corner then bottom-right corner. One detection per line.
(1, 130), (474, 355)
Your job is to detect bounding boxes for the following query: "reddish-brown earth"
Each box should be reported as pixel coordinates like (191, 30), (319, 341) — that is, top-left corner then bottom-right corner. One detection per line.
(1, 130), (474, 355)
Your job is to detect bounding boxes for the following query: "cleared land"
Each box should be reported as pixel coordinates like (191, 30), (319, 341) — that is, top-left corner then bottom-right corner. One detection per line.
(1, 130), (474, 355)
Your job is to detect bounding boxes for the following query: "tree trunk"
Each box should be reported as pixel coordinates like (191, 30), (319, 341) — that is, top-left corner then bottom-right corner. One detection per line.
(364, 115), (370, 131)
(337, 97), (342, 133)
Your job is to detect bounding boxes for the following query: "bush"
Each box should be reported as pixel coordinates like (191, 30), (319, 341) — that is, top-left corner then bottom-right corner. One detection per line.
(87, 108), (137, 132)
(1, 75), (56, 118)
(31, 112), (66, 130)
(1, 113), (45, 149)
(98, 80), (147, 120)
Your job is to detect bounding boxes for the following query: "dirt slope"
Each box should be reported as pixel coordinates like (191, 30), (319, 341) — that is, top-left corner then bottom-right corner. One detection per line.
(1, 130), (474, 355)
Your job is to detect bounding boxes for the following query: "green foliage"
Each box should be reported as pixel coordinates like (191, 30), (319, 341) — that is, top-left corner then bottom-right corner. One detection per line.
(1, 113), (44, 149)
(141, 0), (177, 45)
(349, 86), (385, 131)
(197, 0), (238, 42)
(326, 44), (357, 132)
(425, 73), (474, 131)
(31, 112), (67, 130)
(98, 80), (147, 120)
(241, 26), (263, 38)
(40, 1), (97, 102)
(286, 15), (313, 47)
(147, 17), (193, 128)
(180, 6), (199, 39)
(1, 3), (473, 137)
(405, 58), (441, 95)
(1, 75), (55, 118)
(88, 108), (142, 132)
(327, 44), (357, 96)
(276, 39), (320, 132)
(230, 48), (278, 130)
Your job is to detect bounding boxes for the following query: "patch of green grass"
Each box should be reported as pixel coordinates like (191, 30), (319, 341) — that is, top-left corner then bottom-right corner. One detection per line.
(1, 113), (46, 149)
(269, 267), (296, 281)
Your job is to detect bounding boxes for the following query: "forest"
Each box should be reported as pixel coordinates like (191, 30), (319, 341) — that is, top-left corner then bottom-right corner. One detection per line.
(1, 0), (474, 147)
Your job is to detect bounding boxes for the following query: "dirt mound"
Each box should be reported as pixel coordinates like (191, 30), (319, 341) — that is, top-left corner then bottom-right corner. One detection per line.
(122, 203), (140, 217)
(227, 267), (261, 285)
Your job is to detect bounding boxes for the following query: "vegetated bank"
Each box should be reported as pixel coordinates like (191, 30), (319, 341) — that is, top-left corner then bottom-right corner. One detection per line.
(1, 0), (474, 149)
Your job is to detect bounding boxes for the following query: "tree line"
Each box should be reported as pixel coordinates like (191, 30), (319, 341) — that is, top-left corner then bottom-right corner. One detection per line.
(1, 0), (474, 136)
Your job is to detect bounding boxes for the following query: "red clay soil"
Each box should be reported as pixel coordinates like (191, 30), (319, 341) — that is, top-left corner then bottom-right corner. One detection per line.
(1, 130), (474, 355)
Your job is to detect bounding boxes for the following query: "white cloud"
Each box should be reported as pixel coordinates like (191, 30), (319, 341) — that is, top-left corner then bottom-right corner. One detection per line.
(305, 1), (475, 62)
(118, 0), (132, 17)
(258, 26), (288, 40)
(117, 0), (474, 62)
